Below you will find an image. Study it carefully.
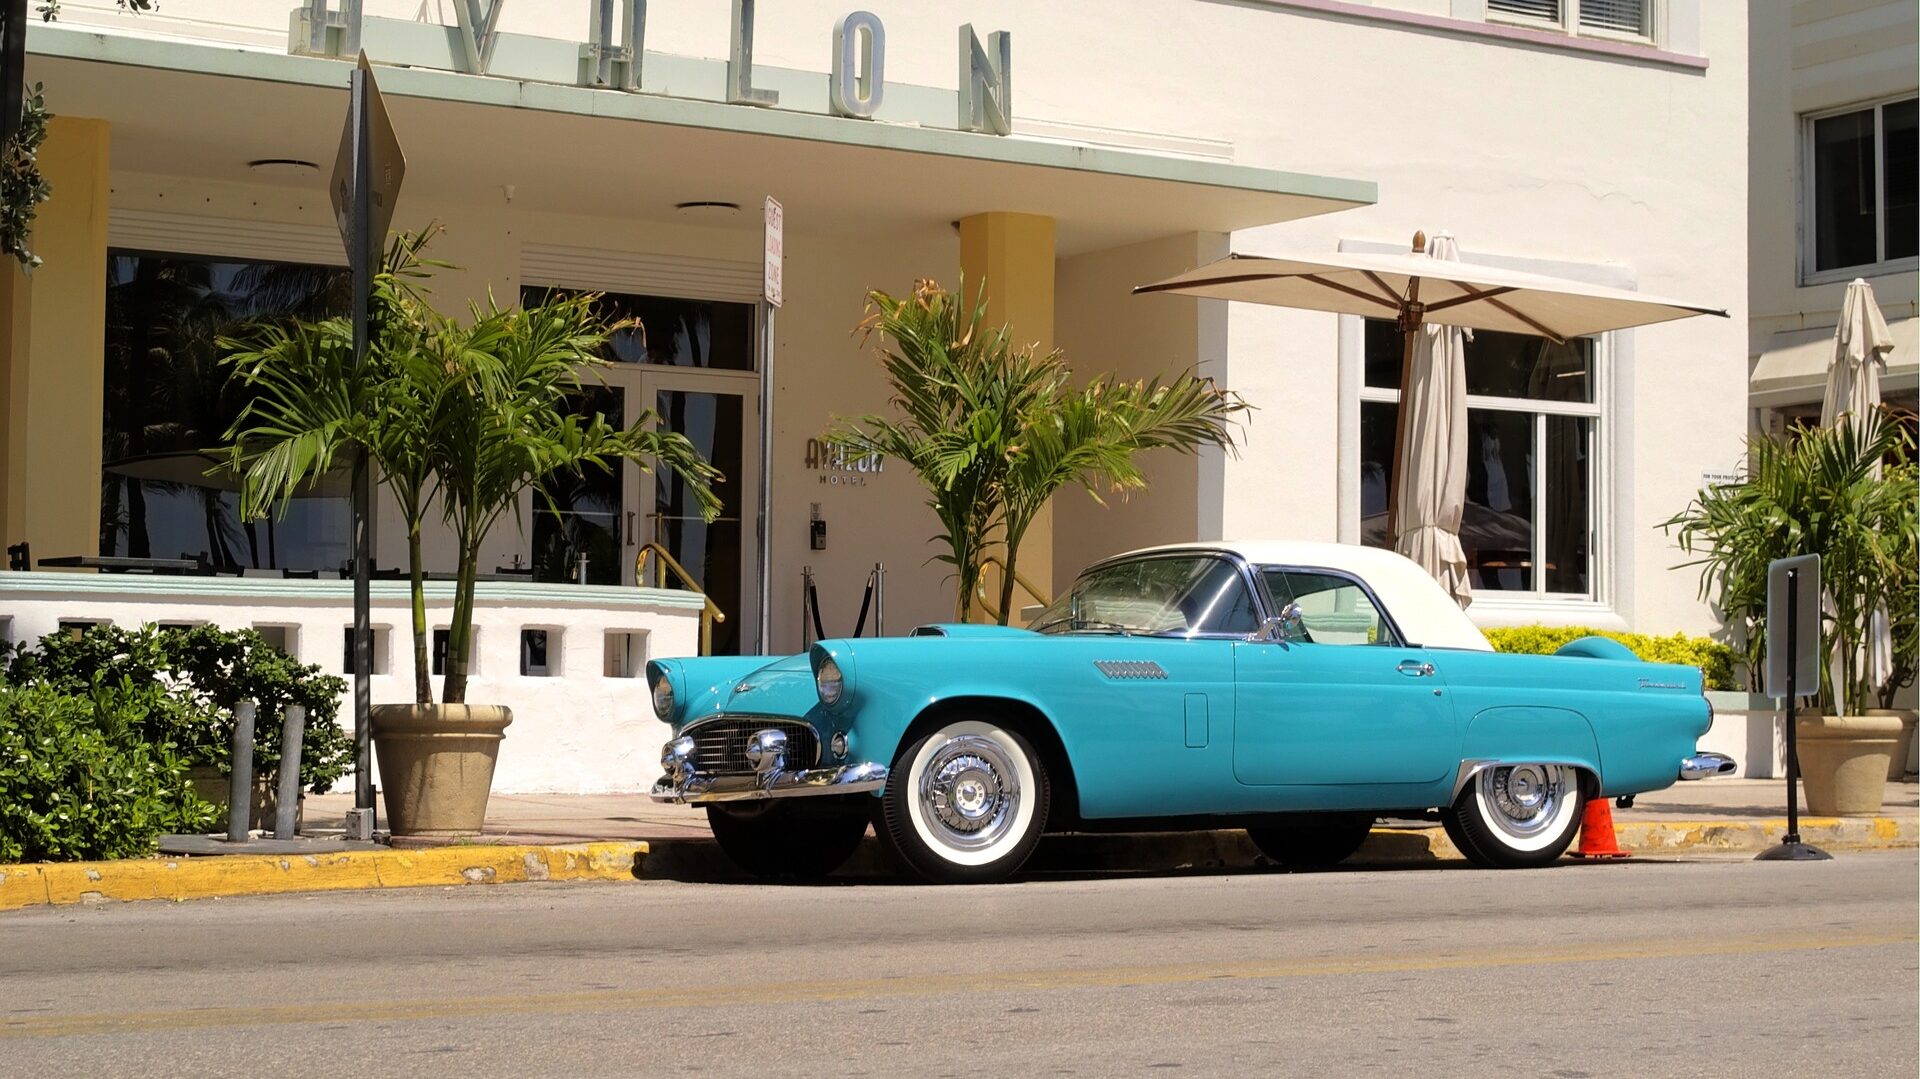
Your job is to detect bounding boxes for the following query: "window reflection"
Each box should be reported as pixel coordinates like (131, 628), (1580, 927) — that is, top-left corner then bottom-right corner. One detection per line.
(100, 251), (350, 571)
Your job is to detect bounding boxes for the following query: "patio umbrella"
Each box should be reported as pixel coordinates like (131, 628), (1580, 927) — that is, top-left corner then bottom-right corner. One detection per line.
(1392, 232), (1472, 606)
(1819, 279), (1895, 701)
(1820, 278), (1893, 428)
(1135, 231), (1726, 571)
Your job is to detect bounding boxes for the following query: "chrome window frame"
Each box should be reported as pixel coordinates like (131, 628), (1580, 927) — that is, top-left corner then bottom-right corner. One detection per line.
(1253, 564), (1410, 649)
(1057, 548), (1273, 640)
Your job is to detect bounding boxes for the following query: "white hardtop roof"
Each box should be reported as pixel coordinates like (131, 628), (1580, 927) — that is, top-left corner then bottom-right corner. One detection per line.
(1111, 540), (1494, 652)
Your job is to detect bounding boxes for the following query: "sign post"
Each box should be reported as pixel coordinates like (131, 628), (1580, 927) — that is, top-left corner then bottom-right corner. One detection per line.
(1756, 553), (1831, 862)
(329, 53), (405, 839)
(756, 195), (781, 654)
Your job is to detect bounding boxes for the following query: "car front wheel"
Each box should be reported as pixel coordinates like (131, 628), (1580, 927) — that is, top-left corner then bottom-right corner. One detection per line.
(1246, 812), (1375, 868)
(706, 797), (870, 880)
(1442, 763), (1585, 869)
(877, 717), (1050, 884)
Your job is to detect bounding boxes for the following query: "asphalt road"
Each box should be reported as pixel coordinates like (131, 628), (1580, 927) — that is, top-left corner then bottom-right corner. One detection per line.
(2, 852), (1914, 1078)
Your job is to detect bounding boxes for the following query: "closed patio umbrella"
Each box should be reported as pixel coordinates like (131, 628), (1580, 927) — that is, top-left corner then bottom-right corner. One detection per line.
(1820, 278), (1893, 428)
(1135, 231), (1726, 588)
(1393, 232), (1472, 606)
(1820, 278), (1896, 698)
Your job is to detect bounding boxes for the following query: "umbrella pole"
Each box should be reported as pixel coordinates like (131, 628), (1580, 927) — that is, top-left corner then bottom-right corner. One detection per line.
(1384, 232), (1428, 546)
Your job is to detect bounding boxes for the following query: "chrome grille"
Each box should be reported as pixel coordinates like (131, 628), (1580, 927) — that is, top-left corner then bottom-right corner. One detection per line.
(685, 717), (820, 775)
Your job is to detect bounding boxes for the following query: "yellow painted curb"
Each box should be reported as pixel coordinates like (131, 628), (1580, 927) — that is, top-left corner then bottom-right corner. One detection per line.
(0, 842), (647, 912)
(1362, 817), (1916, 862)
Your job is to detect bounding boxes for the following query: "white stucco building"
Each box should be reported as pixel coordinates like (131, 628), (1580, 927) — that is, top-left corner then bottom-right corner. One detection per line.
(2, 0), (1757, 791)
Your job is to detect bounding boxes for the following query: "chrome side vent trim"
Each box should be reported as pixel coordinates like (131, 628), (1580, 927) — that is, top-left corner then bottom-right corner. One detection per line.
(1094, 660), (1167, 680)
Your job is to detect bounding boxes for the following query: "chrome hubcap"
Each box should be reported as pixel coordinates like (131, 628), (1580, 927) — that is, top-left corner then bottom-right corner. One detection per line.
(1480, 764), (1567, 840)
(919, 735), (1020, 851)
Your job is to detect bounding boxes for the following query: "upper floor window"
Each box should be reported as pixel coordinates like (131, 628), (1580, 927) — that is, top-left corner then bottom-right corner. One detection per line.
(1804, 96), (1918, 282)
(1358, 320), (1602, 601)
(1487, 0), (1648, 39)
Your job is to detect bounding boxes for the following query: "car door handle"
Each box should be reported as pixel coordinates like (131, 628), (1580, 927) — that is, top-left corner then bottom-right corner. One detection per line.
(1396, 660), (1436, 678)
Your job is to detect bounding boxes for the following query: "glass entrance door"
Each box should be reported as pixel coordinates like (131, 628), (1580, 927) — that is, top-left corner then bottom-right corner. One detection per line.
(632, 371), (758, 655)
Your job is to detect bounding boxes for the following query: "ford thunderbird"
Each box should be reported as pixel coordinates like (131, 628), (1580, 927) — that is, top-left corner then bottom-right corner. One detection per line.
(648, 542), (1734, 884)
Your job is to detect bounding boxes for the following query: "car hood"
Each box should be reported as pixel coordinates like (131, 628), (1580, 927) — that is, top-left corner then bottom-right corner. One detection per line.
(708, 651), (818, 718)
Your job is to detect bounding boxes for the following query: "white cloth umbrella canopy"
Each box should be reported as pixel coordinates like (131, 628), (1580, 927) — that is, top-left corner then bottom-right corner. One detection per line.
(1392, 233), (1472, 607)
(1820, 278), (1895, 701)
(1135, 232), (1726, 594)
(1820, 278), (1894, 427)
(1135, 246), (1726, 342)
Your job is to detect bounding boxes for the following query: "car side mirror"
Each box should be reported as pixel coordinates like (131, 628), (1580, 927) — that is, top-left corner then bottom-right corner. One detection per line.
(1252, 602), (1307, 643)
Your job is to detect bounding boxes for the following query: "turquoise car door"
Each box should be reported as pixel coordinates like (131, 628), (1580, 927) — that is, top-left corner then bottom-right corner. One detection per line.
(1231, 568), (1458, 787)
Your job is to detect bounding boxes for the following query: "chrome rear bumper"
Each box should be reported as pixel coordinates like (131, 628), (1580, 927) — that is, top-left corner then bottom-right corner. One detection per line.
(1678, 751), (1737, 780)
(650, 761), (889, 804)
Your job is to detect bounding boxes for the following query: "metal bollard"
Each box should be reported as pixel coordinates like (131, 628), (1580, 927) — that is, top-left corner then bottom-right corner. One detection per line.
(274, 704), (307, 840)
(227, 700), (257, 842)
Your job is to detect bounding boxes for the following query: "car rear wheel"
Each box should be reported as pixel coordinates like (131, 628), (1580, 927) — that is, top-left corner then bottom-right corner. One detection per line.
(1246, 813), (1375, 868)
(1442, 763), (1585, 869)
(877, 717), (1050, 885)
(706, 796), (870, 880)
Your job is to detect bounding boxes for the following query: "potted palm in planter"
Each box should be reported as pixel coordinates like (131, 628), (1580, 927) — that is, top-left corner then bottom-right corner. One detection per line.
(226, 230), (717, 835)
(1667, 412), (1916, 814)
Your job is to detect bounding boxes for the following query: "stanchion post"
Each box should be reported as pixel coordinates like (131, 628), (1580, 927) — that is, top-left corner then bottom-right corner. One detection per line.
(1756, 555), (1831, 861)
(227, 700), (257, 842)
(275, 704), (307, 840)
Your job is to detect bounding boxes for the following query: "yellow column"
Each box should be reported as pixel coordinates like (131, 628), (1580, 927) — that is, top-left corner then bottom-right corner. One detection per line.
(958, 211), (1056, 621)
(1, 117), (109, 566)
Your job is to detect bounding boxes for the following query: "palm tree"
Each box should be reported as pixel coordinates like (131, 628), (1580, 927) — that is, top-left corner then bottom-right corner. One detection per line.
(995, 373), (1246, 624)
(829, 281), (1029, 621)
(831, 279), (1247, 624)
(223, 229), (449, 705)
(430, 290), (721, 703)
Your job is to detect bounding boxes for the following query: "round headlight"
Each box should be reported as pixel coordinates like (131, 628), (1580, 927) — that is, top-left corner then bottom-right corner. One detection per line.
(650, 672), (675, 720)
(815, 656), (845, 707)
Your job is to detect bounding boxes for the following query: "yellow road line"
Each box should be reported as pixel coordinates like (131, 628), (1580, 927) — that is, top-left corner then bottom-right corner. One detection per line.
(3, 931), (1910, 1040)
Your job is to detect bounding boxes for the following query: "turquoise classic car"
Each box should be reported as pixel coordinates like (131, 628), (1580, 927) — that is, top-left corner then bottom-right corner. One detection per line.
(648, 541), (1733, 884)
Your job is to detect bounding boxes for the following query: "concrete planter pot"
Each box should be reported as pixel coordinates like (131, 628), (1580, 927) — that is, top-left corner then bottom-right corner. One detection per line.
(1700, 692), (1786, 778)
(187, 765), (301, 833)
(371, 704), (512, 837)
(1864, 708), (1918, 781)
(1795, 712), (1902, 816)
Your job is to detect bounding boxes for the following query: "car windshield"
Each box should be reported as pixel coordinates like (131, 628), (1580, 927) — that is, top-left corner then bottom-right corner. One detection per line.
(1030, 555), (1261, 638)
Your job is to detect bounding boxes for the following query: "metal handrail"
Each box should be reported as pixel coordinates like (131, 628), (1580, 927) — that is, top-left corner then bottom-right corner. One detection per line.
(975, 555), (1050, 625)
(635, 543), (726, 656)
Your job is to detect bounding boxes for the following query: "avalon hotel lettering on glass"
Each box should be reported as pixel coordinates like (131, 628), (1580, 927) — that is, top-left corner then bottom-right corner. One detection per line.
(295, 0), (1013, 136)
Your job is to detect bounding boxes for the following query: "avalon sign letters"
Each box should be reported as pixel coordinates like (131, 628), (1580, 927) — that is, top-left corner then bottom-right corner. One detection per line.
(295, 1), (1013, 136)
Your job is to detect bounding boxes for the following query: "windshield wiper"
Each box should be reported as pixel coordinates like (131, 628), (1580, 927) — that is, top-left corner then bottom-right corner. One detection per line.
(1031, 617), (1135, 635)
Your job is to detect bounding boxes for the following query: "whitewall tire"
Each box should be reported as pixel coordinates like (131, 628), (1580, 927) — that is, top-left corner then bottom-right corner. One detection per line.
(877, 717), (1050, 884)
(1442, 763), (1585, 869)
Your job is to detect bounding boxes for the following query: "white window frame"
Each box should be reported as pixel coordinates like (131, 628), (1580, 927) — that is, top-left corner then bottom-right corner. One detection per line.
(1798, 94), (1920, 286)
(1355, 334), (1611, 608)
(1484, 0), (1656, 45)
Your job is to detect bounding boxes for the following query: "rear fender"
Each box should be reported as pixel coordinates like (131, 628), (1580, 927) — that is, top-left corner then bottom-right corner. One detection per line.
(1454, 705), (1603, 799)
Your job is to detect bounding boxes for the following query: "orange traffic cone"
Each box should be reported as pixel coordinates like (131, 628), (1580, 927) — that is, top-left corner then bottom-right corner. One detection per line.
(1569, 796), (1631, 860)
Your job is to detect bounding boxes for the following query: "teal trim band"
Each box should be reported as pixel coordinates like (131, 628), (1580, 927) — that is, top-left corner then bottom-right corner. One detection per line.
(0, 571), (709, 610)
(24, 25), (1377, 209)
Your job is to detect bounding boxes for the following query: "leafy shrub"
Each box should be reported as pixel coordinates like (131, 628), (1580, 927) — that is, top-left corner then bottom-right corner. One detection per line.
(0, 679), (219, 862)
(4, 624), (352, 793)
(1484, 625), (1738, 692)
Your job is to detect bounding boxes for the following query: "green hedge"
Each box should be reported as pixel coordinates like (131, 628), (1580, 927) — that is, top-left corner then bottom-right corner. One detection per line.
(0, 680), (218, 863)
(5, 624), (352, 793)
(1484, 625), (1738, 691)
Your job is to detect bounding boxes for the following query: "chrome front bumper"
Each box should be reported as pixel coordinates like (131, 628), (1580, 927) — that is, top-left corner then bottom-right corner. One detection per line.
(649, 761), (889, 804)
(1678, 751), (1737, 780)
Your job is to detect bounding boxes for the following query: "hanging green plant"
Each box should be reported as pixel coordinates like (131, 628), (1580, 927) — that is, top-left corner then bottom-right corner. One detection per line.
(1, 81), (50, 269)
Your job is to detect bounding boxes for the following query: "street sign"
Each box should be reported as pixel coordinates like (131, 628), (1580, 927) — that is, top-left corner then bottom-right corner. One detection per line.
(763, 195), (783, 308)
(1, 0), (26, 150)
(1764, 554), (1821, 699)
(330, 53), (406, 259)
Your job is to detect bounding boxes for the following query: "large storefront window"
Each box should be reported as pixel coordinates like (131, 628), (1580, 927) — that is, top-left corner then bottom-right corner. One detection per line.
(1359, 320), (1600, 598)
(102, 251), (350, 571)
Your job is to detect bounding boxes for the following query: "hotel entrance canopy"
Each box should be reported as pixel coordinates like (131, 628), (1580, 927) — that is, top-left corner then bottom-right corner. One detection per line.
(23, 24), (1375, 255)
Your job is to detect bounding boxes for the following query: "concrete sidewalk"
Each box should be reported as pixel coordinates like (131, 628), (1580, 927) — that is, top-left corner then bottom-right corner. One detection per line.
(306, 778), (1920, 856)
